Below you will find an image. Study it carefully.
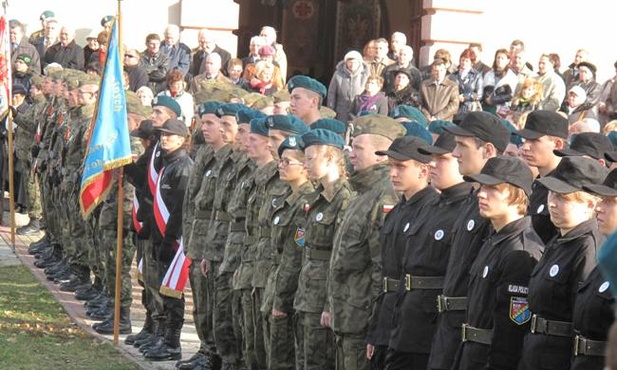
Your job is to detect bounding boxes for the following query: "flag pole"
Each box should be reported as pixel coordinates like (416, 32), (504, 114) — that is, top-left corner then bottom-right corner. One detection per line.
(113, 0), (124, 346)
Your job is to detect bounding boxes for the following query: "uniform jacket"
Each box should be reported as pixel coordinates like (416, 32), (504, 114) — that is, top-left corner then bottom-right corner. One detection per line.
(14, 93), (46, 163)
(457, 217), (543, 370)
(528, 173), (559, 245)
(327, 60), (370, 122)
(521, 219), (603, 370)
(294, 178), (354, 314)
(329, 164), (398, 335)
(44, 40), (84, 70)
(420, 77), (460, 121)
(428, 189), (492, 369)
(368, 185), (438, 346)
(390, 181), (473, 352)
(140, 50), (171, 94)
(151, 147), (193, 263)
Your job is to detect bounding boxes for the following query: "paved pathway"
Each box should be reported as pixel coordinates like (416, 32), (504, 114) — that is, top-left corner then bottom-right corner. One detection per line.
(0, 211), (200, 370)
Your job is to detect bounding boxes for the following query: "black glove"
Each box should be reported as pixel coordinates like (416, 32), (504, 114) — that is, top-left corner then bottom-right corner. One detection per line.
(8, 106), (17, 118)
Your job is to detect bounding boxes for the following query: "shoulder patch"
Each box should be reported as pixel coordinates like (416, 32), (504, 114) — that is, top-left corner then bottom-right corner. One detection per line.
(510, 297), (531, 325)
(294, 227), (305, 247)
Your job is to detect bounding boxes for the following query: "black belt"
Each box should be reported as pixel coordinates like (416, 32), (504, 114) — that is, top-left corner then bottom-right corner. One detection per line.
(530, 314), (573, 338)
(574, 334), (606, 357)
(404, 275), (444, 290)
(461, 323), (492, 345)
(437, 295), (467, 312)
(383, 277), (400, 292)
(230, 221), (245, 232)
(215, 211), (231, 222)
(306, 248), (331, 261)
(195, 210), (212, 219)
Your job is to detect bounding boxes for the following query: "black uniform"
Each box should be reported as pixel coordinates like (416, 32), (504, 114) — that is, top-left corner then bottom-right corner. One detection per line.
(571, 266), (615, 370)
(387, 182), (473, 370)
(428, 190), (492, 370)
(455, 217), (543, 370)
(519, 219), (603, 370)
(528, 175), (559, 245)
(367, 186), (439, 368)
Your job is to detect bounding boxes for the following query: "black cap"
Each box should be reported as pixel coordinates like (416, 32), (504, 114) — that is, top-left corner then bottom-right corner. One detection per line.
(443, 111), (510, 152)
(554, 132), (613, 160)
(130, 119), (155, 139)
(516, 110), (569, 140)
(157, 119), (188, 137)
(537, 156), (608, 194)
(583, 168), (617, 197)
(375, 136), (431, 163)
(464, 156), (534, 196)
(418, 132), (456, 155)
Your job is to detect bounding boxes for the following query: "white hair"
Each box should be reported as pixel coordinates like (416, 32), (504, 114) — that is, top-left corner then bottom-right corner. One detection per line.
(165, 24), (180, 36)
(207, 52), (222, 65)
(580, 118), (601, 133)
(391, 31), (407, 43)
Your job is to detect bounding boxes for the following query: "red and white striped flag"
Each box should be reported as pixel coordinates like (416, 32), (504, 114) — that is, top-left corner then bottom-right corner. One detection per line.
(0, 16), (12, 117)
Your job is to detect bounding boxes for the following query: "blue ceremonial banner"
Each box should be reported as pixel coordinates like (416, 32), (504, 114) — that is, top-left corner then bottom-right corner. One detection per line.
(79, 19), (132, 218)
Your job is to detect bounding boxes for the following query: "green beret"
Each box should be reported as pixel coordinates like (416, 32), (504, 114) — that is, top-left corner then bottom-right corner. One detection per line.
(300, 128), (345, 150)
(152, 95), (182, 117)
(216, 103), (246, 118)
(198, 101), (222, 117)
(272, 89), (291, 103)
(277, 135), (303, 158)
(240, 92), (265, 107)
(64, 72), (84, 90)
(428, 120), (455, 135)
(287, 75), (327, 99)
(501, 118), (524, 147)
(236, 108), (265, 124)
(401, 121), (433, 144)
(390, 105), (427, 127)
(250, 117), (269, 137)
(351, 114), (406, 141)
(30, 74), (44, 89)
(78, 74), (100, 88)
(126, 91), (152, 117)
(319, 106), (336, 119)
(311, 118), (346, 135)
(266, 114), (308, 135)
(251, 95), (274, 111)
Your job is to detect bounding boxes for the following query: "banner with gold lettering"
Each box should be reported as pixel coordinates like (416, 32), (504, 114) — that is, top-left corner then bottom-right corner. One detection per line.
(79, 19), (131, 218)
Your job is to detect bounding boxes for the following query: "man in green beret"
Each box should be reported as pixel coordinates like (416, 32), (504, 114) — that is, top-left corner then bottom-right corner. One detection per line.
(288, 75), (327, 126)
(266, 114), (309, 159)
(328, 114), (405, 370)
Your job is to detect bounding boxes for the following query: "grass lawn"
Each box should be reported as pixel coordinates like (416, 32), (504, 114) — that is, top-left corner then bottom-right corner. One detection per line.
(0, 264), (142, 370)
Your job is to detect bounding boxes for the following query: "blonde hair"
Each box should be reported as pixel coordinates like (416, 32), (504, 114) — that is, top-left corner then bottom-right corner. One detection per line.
(603, 119), (617, 134)
(495, 183), (529, 215)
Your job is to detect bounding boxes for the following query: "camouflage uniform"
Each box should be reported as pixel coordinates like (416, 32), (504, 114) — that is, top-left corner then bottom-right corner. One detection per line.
(266, 181), (315, 370)
(183, 144), (216, 356)
(294, 178), (354, 370)
(13, 93), (46, 222)
(328, 164), (398, 370)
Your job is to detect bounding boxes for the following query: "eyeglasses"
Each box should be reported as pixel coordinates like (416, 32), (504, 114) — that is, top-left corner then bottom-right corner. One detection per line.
(278, 159), (303, 167)
(124, 54), (136, 58)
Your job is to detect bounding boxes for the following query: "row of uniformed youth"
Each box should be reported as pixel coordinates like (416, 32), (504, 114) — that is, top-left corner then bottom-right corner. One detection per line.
(23, 72), (617, 370)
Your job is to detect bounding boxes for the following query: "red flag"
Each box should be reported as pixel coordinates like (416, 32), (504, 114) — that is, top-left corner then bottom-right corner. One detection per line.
(0, 16), (11, 114)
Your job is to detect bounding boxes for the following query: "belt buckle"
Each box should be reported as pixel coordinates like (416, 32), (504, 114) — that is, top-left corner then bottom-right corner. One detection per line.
(574, 334), (580, 356)
(461, 323), (468, 342)
(383, 277), (388, 293)
(405, 274), (411, 291)
(530, 314), (537, 334)
(437, 295), (444, 313)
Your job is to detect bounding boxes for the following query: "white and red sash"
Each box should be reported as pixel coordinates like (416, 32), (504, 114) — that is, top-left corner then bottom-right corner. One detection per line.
(152, 166), (191, 298)
(133, 195), (144, 282)
(147, 142), (160, 197)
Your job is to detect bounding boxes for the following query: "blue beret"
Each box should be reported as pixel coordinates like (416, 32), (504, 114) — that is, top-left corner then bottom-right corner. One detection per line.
(390, 105), (427, 127)
(401, 121), (433, 144)
(250, 117), (269, 137)
(152, 95), (182, 118)
(197, 101), (222, 117)
(428, 120), (455, 134)
(216, 103), (246, 118)
(300, 128), (345, 150)
(266, 114), (309, 135)
(277, 135), (304, 158)
(501, 118), (523, 147)
(287, 75), (327, 99)
(236, 108), (265, 124)
(311, 118), (346, 135)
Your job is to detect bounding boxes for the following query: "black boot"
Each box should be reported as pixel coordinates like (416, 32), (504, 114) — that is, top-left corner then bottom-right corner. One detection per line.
(27, 235), (50, 254)
(17, 218), (41, 235)
(34, 245), (62, 268)
(75, 278), (103, 301)
(93, 306), (132, 334)
(125, 310), (153, 345)
(59, 264), (90, 292)
(138, 319), (165, 352)
(144, 327), (182, 361)
(175, 350), (206, 369)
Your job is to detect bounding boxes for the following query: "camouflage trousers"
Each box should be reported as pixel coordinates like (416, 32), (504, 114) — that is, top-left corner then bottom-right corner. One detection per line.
(266, 312), (296, 370)
(189, 258), (216, 354)
(214, 270), (243, 365)
(335, 332), (371, 370)
(240, 287), (267, 370)
(298, 311), (335, 370)
(23, 168), (42, 219)
(66, 189), (90, 266)
(100, 228), (135, 308)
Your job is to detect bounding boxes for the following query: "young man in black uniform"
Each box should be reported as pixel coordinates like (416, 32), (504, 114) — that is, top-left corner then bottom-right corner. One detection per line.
(454, 156), (543, 370)
(428, 111), (510, 370)
(516, 110), (568, 244)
